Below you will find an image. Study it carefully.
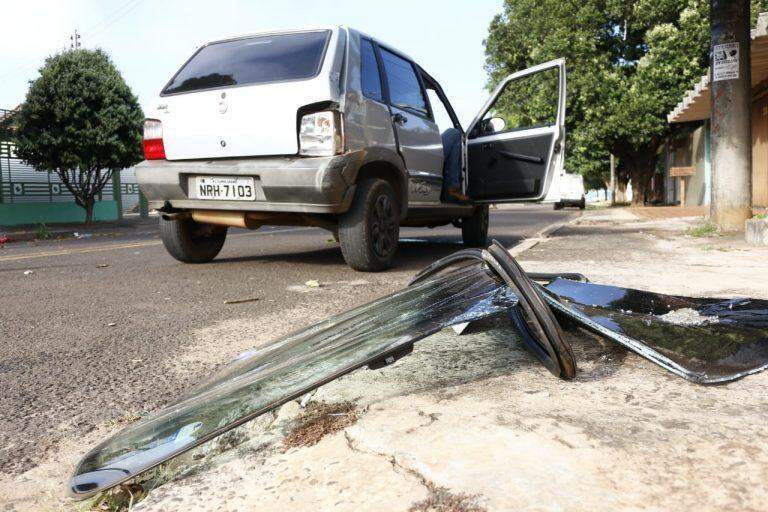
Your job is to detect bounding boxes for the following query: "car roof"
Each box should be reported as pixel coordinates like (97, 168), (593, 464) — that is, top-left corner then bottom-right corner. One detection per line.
(202, 25), (341, 46)
(200, 26), (418, 64)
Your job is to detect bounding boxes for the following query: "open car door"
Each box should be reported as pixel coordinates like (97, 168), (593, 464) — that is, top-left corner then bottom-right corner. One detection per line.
(465, 59), (566, 202)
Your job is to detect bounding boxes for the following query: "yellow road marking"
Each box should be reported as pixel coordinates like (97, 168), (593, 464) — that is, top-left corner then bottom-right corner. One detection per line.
(0, 227), (314, 263)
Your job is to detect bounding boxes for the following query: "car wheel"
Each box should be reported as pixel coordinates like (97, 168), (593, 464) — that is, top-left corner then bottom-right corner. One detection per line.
(461, 205), (489, 247)
(159, 215), (228, 263)
(553, 202), (564, 210)
(579, 196), (586, 210)
(339, 178), (400, 272)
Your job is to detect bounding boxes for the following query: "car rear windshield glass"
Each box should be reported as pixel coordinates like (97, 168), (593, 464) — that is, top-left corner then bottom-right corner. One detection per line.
(162, 30), (331, 95)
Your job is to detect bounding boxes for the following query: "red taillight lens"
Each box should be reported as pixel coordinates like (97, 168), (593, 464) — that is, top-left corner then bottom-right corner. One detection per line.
(143, 139), (166, 160)
(143, 119), (166, 160)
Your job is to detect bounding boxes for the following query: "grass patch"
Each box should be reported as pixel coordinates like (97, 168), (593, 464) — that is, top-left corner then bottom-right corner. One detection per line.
(35, 223), (51, 240)
(754, 213), (768, 220)
(409, 483), (486, 512)
(283, 401), (358, 449)
(686, 221), (718, 237)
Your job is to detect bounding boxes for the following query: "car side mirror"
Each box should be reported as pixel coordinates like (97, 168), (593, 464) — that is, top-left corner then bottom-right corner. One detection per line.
(470, 117), (507, 139)
(488, 117), (506, 133)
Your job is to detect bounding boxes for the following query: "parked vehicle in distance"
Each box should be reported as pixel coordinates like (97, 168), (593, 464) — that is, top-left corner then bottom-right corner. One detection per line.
(546, 170), (586, 210)
(137, 26), (566, 271)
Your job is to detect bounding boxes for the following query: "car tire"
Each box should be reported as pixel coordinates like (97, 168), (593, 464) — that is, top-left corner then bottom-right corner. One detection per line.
(579, 196), (586, 210)
(159, 215), (228, 264)
(553, 202), (564, 210)
(461, 205), (489, 247)
(339, 178), (400, 272)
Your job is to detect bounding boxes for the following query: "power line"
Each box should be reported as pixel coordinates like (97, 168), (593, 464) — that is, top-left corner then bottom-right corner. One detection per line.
(0, 0), (146, 82)
(86, 0), (146, 43)
(81, 0), (142, 36)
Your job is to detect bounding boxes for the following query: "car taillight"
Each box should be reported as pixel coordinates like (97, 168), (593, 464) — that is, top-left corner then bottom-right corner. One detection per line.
(143, 119), (166, 160)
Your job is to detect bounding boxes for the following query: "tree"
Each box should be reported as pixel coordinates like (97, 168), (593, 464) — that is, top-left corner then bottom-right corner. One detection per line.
(484, 0), (768, 204)
(14, 49), (143, 223)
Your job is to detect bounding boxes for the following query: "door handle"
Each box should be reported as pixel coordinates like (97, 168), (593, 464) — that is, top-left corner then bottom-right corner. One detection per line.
(392, 113), (408, 125)
(481, 143), (493, 151)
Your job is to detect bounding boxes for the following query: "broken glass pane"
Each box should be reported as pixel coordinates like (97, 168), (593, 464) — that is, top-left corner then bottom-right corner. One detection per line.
(69, 263), (517, 499)
(70, 243), (768, 501)
(542, 278), (768, 383)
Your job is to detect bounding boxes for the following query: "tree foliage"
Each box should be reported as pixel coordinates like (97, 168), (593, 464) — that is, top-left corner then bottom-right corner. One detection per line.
(14, 49), (143, 223)
(0, 110), (16, 142)
(485, 0), (768, 201)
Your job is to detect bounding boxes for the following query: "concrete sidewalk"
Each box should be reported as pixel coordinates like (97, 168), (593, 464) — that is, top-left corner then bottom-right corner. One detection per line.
(114, 207), (768, 512)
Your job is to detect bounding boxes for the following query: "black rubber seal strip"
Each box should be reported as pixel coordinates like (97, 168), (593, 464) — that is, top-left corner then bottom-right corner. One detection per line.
(485, 241), (576, 379)
(408, 242), (576, 379)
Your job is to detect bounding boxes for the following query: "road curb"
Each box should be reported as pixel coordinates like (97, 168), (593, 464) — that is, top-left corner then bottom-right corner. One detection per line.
(507, 211), (582, 257)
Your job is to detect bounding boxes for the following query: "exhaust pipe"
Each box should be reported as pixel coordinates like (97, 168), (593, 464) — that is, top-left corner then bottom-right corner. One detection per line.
(188, 210), (337, 231)
(191, 210), (261, 229)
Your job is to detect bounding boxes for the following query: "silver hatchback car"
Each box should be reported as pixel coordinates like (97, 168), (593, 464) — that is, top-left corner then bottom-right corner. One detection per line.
(137, 26), (566, 271)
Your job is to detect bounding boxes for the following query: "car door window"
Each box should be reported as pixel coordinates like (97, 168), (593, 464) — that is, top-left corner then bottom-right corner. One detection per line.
(465, 60), (566, 202)
(379, 48), (428, 116)
(478, 67), (559, 135)
(426, 89), (455, 134)
(360, 39), (383, 102)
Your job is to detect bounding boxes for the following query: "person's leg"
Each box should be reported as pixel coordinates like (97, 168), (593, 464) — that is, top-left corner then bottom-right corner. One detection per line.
(441, 128), (468, 202)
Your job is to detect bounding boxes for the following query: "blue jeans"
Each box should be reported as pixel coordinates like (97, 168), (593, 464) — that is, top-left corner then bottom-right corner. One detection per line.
(441, 128), (462, 191)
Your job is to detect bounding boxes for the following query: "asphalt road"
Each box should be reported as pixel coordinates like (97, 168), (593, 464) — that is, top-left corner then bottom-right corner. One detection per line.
(0, 204), (577, 475)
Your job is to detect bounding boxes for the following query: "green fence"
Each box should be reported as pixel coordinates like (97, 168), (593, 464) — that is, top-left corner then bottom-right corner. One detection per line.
(0, 140), (141, 227)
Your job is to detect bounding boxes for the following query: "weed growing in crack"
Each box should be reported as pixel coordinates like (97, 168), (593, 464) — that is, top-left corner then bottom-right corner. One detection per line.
(408, 483), (486, 512)
(283, 401), (358, 449)
(87, 483), (144, 512)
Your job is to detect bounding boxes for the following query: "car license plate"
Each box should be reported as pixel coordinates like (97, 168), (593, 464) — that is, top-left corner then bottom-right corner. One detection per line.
(191, 176), (256, 201)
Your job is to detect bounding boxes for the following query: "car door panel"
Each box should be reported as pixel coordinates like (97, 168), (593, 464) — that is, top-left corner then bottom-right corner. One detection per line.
(377, 46), (444, 205)
(465, 59), (566, 203)
(467, 128), (555, 200)
(391, 105), (444, 176)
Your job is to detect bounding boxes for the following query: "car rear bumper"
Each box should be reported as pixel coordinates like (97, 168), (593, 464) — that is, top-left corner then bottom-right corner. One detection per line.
(136, 153), (360, 214)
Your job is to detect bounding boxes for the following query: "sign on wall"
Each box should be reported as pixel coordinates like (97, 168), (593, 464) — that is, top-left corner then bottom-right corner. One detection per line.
(713, 42), (740, 82)
(669, 166), (696, 177)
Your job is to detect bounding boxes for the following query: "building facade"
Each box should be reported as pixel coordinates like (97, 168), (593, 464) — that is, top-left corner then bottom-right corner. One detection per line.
(666, 13), (768, 213)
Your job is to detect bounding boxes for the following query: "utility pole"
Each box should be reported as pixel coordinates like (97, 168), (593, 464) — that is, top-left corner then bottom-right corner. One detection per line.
(710, 0), (752, 231)
(70, 29), (81, 50)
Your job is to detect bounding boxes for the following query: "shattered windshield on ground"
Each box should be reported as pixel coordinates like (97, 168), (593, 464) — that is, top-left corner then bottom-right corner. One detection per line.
(542, 278), (768, 383)
(70, 263), (517, 498)
(70, 243), (768, 500)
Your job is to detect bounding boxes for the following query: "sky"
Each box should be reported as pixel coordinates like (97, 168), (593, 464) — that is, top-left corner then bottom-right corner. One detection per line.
(0, 0), (505, 126)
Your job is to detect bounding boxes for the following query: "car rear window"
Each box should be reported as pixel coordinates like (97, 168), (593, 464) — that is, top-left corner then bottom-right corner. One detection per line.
(162, 30), (331, 95)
